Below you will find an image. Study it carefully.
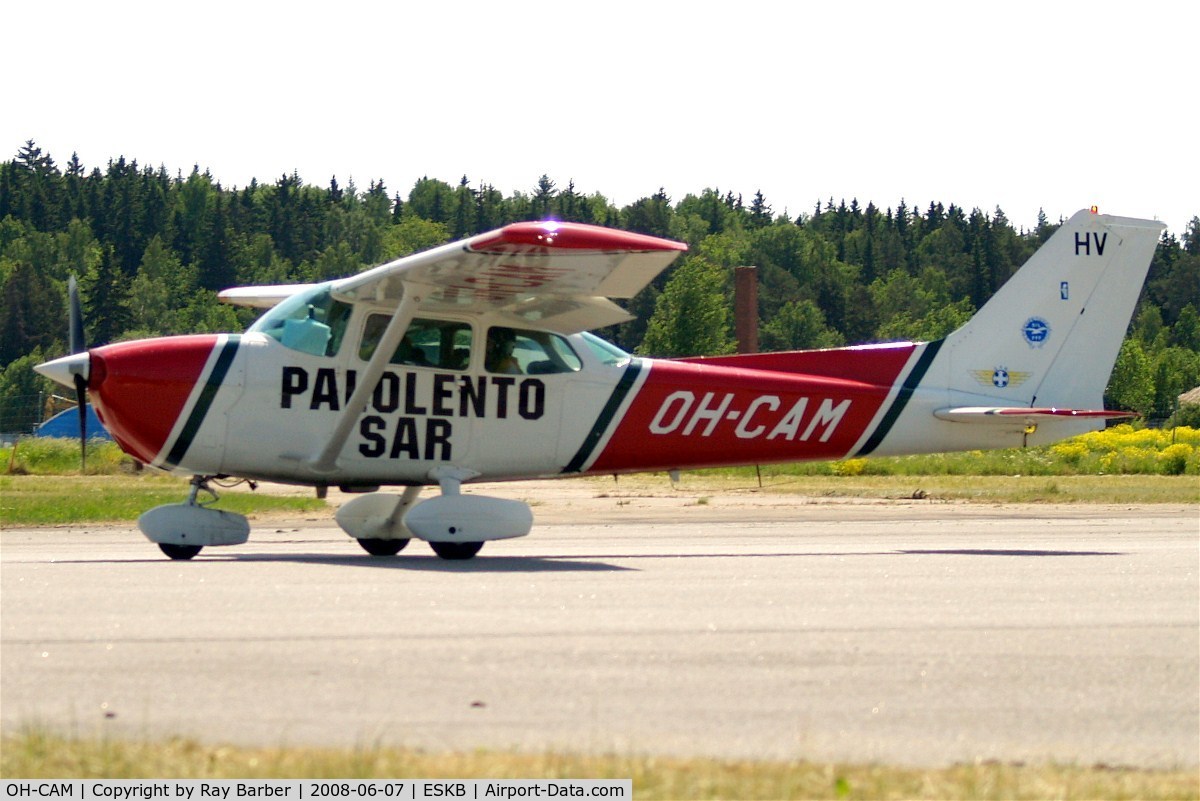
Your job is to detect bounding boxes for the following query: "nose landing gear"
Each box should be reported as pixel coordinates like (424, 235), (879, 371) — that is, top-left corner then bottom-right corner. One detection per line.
(138, 475), (251, 560)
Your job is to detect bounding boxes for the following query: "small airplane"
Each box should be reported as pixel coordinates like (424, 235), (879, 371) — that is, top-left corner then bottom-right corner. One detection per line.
(36, 208), (1163, 560)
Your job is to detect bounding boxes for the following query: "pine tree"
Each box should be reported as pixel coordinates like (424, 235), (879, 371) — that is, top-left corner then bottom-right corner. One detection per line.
(82, 245), (131, 345)
(199, 193), (236, 290)
(532, 175), (556, 220)
(749, 190), (772, 228)
(0, 260), (65, 364)
(1184, 217), (1200, 256)
(623, 189), (673, 238)
(452, 177), (477, 237)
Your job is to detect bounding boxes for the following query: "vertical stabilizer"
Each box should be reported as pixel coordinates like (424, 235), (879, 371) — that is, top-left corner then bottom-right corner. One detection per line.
(941, 209), (1163, 410)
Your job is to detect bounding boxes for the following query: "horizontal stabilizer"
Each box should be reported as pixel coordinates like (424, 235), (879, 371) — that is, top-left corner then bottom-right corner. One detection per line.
(934, 407), (1135, 423)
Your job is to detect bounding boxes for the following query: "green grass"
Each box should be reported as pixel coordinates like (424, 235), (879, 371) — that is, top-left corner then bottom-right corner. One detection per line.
(0, 439), (325, 525)
(0, 474), (325, 526)
(8, 427), (1199, 481)
(2, 731), (1196, 800)
(698, 425), (1200, 479)
(2, 437), (131, 475)
(2, 433), (1197, 527)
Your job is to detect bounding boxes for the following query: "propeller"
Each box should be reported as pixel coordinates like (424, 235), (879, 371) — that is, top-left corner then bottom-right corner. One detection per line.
(68, 275), (88, 472)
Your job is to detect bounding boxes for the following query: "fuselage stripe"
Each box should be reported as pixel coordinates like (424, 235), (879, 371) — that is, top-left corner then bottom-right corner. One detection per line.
(854, 338), (943, 457)
(162, 335), (241, 469)
(562, 359), (644, 473)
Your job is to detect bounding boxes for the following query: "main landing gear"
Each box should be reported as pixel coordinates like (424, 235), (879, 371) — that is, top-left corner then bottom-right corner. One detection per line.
(338, 469), (531, 560)
(356, 537), (410, 556)
(354, 538), (480, 559)
(428, 541), (484, 560)
(342, 482), (492, 560)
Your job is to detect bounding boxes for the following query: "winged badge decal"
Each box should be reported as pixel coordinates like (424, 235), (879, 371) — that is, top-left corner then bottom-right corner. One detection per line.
(972, 368), (1031, 390)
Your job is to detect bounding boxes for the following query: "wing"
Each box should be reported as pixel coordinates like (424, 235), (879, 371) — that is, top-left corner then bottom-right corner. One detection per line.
(218, 284), (319, 309)
(330, 221), (688, 333)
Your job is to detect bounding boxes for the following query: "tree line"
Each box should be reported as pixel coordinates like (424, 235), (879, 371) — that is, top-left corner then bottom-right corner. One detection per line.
(1, 140), (1198, 435)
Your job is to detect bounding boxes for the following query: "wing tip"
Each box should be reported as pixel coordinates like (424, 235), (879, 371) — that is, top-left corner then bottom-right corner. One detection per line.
(470, 221), (687, 254)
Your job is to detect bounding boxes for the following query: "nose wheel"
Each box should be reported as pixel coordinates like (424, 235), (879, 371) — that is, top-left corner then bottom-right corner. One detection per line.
(159, 543), (203, 560)
(356, 537), (411, 556)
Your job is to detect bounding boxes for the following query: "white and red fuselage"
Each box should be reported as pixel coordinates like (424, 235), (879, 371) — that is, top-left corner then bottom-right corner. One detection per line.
(82, 331), (945, 486)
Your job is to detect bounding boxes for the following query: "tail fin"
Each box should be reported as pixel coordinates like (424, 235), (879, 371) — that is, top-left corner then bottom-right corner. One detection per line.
(940, 208), (1164, 410)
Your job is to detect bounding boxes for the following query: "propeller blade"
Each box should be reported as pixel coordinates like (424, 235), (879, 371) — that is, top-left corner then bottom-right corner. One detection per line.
(69, 275), (86, 354)
(74, 372), (88, 472)
(69, 275), (88, 471)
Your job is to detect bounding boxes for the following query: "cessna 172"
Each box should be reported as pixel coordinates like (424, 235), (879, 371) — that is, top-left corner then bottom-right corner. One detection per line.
(36, 208), (1163, 560)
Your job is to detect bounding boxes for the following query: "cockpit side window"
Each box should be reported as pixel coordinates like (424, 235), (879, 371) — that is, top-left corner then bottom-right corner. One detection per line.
(359, 315), (473, 371)
(248, 285), (352, 357)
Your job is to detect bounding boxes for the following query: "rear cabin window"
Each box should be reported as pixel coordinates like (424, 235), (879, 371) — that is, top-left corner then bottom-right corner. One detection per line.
(359, 315), (472, 371)
(485, 326), (582, 375)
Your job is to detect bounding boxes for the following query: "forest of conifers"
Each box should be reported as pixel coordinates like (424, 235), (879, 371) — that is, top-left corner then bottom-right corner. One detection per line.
(1, 140), (1198, 434)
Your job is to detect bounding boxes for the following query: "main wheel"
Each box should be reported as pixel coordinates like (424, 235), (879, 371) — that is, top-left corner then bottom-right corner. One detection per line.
(429, 541), (484, 560)
(159, 543), (203, 560)
(357, 537), (410, 556)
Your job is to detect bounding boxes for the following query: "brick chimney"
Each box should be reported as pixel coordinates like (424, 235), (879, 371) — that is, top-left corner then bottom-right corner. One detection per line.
(734, 266), (759, 354)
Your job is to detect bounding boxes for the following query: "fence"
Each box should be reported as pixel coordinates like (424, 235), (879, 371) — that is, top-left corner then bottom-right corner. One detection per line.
(0, 392), (77, 443)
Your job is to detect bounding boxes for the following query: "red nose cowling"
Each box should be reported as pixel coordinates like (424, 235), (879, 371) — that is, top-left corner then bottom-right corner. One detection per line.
(88, 335), (221, 465)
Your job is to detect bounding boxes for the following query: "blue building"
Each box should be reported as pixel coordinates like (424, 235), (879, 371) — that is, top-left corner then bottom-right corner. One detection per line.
(34, 405), (112, 440)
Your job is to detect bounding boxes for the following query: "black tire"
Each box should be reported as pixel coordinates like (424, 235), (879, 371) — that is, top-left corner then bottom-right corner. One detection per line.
(357, 537), (410, 556)
(429, 541), (484, 560)
(159, 543), (203, 560)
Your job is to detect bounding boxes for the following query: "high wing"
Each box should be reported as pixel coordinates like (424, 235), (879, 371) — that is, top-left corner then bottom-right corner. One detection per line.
(218, 222), (688, 334)
(335, 221), (686, 333)
(218, 283), (320, 309)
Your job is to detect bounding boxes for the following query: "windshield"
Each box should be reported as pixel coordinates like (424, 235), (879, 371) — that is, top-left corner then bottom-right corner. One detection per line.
(248, 284), (353, 357)
(580, 332), (631, 366)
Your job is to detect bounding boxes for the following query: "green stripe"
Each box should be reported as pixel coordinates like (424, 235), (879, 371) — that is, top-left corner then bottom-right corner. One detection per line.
(563, 359), (643, 474)
(163, 336), (241, 469)
(855, 339), (943, 457)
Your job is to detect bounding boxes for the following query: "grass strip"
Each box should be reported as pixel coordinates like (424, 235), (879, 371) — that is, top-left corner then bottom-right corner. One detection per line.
(0, 475), (325, 526)
(2, 731), (1197, 800)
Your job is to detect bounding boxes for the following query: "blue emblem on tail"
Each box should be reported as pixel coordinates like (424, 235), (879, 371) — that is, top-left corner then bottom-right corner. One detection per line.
(1023, 317), (1050, 348)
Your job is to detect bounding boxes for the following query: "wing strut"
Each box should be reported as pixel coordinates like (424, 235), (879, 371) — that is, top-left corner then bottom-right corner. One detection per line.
(309, 284), (423, 473)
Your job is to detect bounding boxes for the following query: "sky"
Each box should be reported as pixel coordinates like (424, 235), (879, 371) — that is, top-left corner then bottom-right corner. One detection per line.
(5, 0), (1196, 236)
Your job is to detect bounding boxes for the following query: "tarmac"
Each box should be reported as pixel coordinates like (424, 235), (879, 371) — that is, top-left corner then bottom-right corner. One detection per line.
(2, 482), (1197, 768)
